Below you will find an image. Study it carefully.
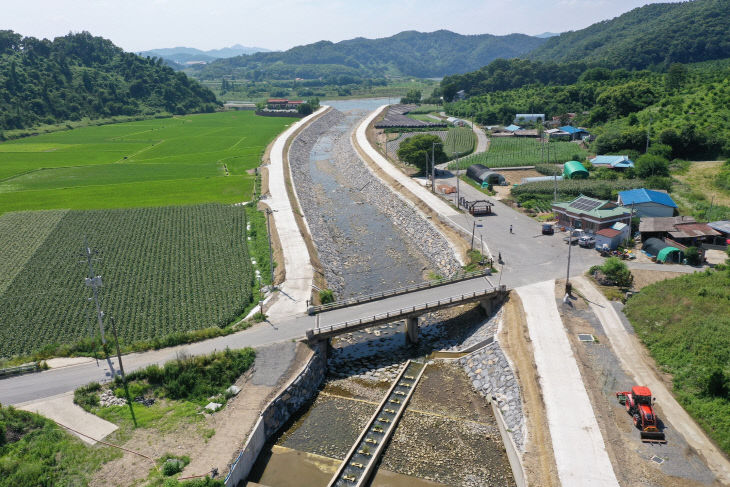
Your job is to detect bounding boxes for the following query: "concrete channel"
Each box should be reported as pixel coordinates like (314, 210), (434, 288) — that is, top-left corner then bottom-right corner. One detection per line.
(328, 360), (426, 487)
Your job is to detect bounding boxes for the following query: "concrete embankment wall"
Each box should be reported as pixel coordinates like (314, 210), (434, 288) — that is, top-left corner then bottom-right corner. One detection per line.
(225, 341), (327, 486)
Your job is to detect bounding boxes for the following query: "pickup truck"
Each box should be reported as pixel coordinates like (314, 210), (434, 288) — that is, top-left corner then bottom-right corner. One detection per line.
(578, 235), (596, 248)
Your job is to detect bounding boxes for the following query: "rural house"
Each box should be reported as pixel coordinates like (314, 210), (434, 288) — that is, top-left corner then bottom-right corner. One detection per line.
(595, 222), (630, 250)
(617, 188), (677, 217)
(558, 125), (590, 141)
(552, 195), (632, 233)
(266, 98), (305, 110)
(589, 155), (635, 170)
(639, 216), (721, 247)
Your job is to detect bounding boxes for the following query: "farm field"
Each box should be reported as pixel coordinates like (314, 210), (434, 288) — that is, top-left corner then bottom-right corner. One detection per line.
(449, 136), (587, 169)
(0, 204), (253, 357)
(0, 111), (296, 214)
(443, 127), (475, 157)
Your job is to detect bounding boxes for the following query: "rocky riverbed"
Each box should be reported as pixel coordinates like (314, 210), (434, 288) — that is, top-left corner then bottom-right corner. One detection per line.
(288, 107), (460, 299)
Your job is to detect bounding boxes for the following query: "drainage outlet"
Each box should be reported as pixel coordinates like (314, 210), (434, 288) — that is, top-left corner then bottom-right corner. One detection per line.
(577, 334), (595, 342)
(651, 456), (665, 464)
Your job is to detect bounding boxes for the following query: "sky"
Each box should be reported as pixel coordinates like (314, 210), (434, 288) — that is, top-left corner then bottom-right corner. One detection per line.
(5, 0), (685, 52)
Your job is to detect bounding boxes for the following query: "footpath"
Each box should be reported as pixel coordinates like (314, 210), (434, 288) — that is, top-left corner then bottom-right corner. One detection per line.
(573, 276), (730, 484)
(517, 280), (619, 487)
(263, 106), (328, 321)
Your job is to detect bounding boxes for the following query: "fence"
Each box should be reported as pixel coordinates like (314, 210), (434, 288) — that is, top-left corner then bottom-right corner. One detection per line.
(308, 287), (505, 340)
(0, 362), (39, 378)
(309, 269), (492, 314)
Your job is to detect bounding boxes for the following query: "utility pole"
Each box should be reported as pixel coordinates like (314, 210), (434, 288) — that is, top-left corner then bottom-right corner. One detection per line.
(646, 116), (653, 153)
(431, 141), (442, 193)
(471, 220), (476, 250)
(109, 317), (137, 428)
(264, 208), (275, 287)
(566, 229), (574, 294)
(83, 238), (106, 345)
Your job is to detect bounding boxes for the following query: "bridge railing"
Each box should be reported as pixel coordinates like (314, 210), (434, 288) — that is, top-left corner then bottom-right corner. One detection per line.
(0, 362), (39, 379)
(309, 269), (492, 315)
(307, 286), (503, 340)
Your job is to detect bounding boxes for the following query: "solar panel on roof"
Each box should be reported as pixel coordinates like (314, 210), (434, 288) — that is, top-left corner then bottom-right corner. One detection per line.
(572, 197), (601, 212)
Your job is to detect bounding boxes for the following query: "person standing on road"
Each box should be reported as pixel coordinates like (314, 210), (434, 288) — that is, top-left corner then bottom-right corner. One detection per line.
(509, 225), (513, 234)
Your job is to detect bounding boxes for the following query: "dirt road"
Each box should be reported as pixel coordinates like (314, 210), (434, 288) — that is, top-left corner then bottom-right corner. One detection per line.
(573, 276), (730, 485)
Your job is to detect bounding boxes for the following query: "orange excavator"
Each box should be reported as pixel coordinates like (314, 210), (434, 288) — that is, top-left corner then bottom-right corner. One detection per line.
(616, 386), (667, 443)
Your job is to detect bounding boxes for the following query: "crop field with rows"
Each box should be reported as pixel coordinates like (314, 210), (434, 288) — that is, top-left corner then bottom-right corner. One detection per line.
(444, 127), (476, 157)
(0, 111), (295, 214)
(512, 178), (650, 201)
(449, 137), (587, 169)
(0, 204), (253, 357)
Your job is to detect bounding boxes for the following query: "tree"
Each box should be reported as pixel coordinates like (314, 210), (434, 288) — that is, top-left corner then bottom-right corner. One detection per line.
(666, 63), (688, 92)
(396, 134), (447, 173)
(685, 246), (701, 266)
(635, 154), (669, 178)
(297, 103), (313, 116)
(400, 89), (422, 104)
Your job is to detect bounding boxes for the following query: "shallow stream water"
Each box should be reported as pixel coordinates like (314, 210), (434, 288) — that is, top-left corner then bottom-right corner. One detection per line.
(304, 98), (431, 298)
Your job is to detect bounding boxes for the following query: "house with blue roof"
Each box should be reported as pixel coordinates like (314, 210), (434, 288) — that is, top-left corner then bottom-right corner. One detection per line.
(590, 155), (635, 170)
(504, 124), (521, 132)
(558, 125), (590, 140)
(618, 188), (677, 217)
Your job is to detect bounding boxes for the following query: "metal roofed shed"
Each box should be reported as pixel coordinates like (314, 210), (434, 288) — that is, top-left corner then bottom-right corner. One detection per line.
(590, 155), (635, 169)
(466, 164), (506, 186)
(504, 124), (521, 132)
(563, 160), (589, 179)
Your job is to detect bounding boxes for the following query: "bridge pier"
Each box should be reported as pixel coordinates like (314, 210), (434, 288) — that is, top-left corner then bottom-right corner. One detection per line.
(480, 293), (505, 315)
(405, 316), (419, 344)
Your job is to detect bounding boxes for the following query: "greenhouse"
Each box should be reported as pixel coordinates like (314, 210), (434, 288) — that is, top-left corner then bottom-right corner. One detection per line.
(466, 164), (506, 186)
(642, 237), (684, 263)
(562, 160), (589, 179)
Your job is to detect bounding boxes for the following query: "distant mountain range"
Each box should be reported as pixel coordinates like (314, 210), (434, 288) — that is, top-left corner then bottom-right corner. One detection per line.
(535, 32), (560, 39)
(139, 44), (271, 65)
(194, 30), (547, 80)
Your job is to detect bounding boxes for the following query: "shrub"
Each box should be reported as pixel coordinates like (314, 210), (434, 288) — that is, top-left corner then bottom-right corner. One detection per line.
(74, 382), (101, 411)
(121, 349), (255, 402)
(599, 257), (633, 287)
(685, 246), (702, 266)
(319, 289), (335, 304)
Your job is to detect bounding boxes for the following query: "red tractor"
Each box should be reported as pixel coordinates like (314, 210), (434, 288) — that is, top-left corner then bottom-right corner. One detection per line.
(616, 386), (666, 443)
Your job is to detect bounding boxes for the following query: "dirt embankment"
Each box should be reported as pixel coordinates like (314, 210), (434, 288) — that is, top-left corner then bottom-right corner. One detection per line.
(500, 293), (560, 487)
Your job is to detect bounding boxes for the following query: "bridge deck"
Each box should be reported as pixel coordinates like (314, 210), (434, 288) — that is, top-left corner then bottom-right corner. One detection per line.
(327, 360), (426, 487)
(308, 286), (504, 341)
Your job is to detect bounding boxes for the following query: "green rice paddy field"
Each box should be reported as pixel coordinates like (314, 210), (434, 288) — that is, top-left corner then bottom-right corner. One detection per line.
(0, 111), (296, 214)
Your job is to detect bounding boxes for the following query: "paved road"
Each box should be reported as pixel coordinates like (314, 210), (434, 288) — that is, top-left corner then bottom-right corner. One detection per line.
(1, 274), (497, 405)
(441, 173), (603, 288)
(517, 281), (619, 487)
(263, 107), (327, 320)
(573, 276), (730, 484)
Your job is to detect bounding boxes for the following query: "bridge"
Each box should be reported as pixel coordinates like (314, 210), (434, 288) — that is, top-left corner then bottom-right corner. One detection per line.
(1, 272), (506, 406)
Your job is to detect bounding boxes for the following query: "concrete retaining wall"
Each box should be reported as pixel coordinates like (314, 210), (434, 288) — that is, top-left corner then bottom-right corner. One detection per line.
(491, 402), (528, 487)
(225, 341), (327, 486)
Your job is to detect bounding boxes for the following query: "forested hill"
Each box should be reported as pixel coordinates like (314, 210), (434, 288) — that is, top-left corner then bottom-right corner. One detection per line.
(195, 30), (546, 80)
(0, 31), (219, 132)
(528, 0), (730, 69)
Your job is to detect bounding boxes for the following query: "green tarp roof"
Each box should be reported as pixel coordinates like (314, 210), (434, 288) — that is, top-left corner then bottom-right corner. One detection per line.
(657, 247), (683, 262)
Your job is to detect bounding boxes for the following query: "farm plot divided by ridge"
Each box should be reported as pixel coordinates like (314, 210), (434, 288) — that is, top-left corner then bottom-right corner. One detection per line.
(0, 111), (296, 214)
(449, 137), (587, 169)
(0, 204), (253, 357)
